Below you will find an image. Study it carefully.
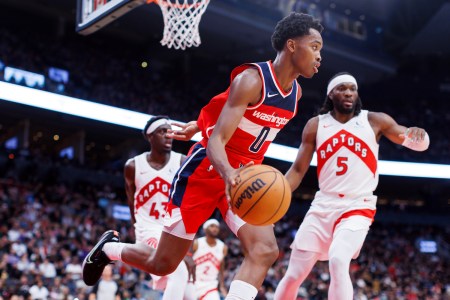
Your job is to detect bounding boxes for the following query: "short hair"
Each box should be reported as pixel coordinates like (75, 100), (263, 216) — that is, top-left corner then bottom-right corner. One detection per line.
(271, 12), (323, 52)
(142, 115), (169, 138)
(319, 72), (362, 115)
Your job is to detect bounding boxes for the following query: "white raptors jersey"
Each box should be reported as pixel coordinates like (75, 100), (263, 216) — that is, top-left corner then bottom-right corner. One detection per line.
(316, 110), (379, 197)
(194, 237), (225, 283)
(133, 151), (182, 233)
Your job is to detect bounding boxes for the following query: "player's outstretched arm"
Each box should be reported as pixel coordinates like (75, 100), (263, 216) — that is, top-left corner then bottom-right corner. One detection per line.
(285, 117), (318, 192)
(166, 120), (200, 141)
(369, 112), (429, 151)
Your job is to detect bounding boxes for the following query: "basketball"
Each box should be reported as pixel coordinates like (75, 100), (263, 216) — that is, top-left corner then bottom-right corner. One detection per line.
(230, 164), (291, 226)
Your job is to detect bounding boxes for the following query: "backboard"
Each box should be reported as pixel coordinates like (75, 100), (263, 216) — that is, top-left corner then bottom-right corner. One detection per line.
(76, 0), (146, 35)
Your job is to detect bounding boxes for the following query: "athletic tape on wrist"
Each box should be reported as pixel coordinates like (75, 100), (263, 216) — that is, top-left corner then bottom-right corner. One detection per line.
(402, 130), (430, 151)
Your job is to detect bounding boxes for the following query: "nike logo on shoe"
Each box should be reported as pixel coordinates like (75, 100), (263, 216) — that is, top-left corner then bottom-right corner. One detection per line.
(85, 231), (119, 264)
(82, 230), (120, 286)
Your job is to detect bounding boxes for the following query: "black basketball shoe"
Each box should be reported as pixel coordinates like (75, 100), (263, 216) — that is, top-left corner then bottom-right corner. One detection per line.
(82, 230), (120, 286)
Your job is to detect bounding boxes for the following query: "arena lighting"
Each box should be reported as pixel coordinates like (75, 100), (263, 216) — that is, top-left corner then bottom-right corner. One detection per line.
(0, 81), (449, 179)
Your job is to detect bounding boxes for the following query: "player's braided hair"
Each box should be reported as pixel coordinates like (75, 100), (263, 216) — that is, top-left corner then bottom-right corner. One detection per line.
(142, 115), (170, 138)
(319, 72), (362, 115)
(271, 12), (323, 52)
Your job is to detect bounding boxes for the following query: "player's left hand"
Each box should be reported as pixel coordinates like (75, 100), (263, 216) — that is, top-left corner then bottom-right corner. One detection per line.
(166, 121), (199, 141)
(225, 161), (254, 208)
(183, 255), (196, 283)
(399, 127), (426, 143)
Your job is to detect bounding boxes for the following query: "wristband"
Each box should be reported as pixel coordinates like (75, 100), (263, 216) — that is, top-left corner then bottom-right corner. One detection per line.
(402, 130), (430, 152)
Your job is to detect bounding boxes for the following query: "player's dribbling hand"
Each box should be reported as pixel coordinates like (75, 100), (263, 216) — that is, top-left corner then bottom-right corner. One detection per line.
(166, 121), (199, 141)
(399, 127), (426, 143)
(225, 161), (254, 208)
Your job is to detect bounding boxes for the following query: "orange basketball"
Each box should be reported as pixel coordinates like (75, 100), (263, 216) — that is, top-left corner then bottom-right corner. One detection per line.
(230, 164), (291, 226)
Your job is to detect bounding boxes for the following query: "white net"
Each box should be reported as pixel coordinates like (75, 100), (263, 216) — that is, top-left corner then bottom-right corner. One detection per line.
(154, 0), (210, 50)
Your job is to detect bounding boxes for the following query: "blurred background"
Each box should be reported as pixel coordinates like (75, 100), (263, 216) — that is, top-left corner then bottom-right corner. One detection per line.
(0, 0), (448, 299)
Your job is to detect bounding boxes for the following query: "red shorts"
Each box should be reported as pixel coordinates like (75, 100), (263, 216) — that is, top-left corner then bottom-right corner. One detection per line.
(167, 142), (258, 233)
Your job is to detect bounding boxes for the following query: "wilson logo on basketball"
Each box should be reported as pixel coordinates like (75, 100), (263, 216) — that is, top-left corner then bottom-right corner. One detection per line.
(234, 178), (266, 209)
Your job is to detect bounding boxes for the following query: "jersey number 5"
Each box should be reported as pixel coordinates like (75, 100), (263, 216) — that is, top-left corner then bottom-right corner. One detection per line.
(336, 157), (348, 176)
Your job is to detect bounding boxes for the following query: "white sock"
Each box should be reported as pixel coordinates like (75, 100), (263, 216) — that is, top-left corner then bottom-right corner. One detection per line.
(225, 280), (258, 300)
(102, 242), (126, 261)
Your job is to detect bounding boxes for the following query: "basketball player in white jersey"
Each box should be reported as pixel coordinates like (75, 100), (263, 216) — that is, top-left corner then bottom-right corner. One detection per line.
(190, 219), (228, 300)
(274, 73), (429, 300)
(124, 115), (196, 300)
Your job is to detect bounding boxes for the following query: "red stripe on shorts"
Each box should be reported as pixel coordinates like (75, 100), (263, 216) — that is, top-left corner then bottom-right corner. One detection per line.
(199, 288), (219, 300)
(333, 209), (376, 233)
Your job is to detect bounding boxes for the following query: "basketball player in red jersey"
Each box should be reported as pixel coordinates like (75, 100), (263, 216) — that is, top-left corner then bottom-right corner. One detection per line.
(83, 12), (323, 300)
(123, 116), (195, 300)
(274, 72), (429, 300)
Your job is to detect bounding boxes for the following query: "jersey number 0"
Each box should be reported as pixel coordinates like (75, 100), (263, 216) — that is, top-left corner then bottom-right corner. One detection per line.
(249, 127), (270, 153)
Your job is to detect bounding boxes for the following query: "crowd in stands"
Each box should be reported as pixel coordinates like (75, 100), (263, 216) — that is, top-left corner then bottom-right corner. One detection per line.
(0, 152), (448, 300)
(0, 25), (449, 164)
(0, 4), (449, 300)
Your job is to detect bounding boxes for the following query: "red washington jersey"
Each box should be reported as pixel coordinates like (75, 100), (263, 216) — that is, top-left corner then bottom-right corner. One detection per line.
(197, 60), (301, 164)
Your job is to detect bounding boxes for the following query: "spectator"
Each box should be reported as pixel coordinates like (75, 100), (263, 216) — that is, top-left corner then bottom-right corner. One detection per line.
(65, 256), (82, 281)
(29, 276), (49, 300)
(88, 265), (120, 300)
(39, 257), (57, 280)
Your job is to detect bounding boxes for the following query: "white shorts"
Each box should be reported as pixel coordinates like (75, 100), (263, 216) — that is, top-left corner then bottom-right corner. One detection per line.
(292, 192), (376, 261)
(163, 207), (246, 240)
(195, 280), (220, 300)
(135, 227), (163, 248)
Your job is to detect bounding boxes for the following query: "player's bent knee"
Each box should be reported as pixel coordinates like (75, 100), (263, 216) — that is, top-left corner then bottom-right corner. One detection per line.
(284, 273), (301, 283)
(144, 258), (178, 276)
(328, 255), (348, 271)
(150, 264), (177, 276)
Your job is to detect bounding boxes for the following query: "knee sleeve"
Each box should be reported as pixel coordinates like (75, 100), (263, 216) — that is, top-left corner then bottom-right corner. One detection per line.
(328, 229), (368, 300)
(285, 249), (320, 279)
(274, 250), (320, 300)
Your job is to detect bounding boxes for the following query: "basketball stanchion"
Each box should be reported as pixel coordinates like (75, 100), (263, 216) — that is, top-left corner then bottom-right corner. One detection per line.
(147, 0), (210, 50)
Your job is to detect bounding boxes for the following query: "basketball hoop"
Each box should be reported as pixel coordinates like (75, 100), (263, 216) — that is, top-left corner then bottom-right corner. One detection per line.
(148, 0), (210, 50)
